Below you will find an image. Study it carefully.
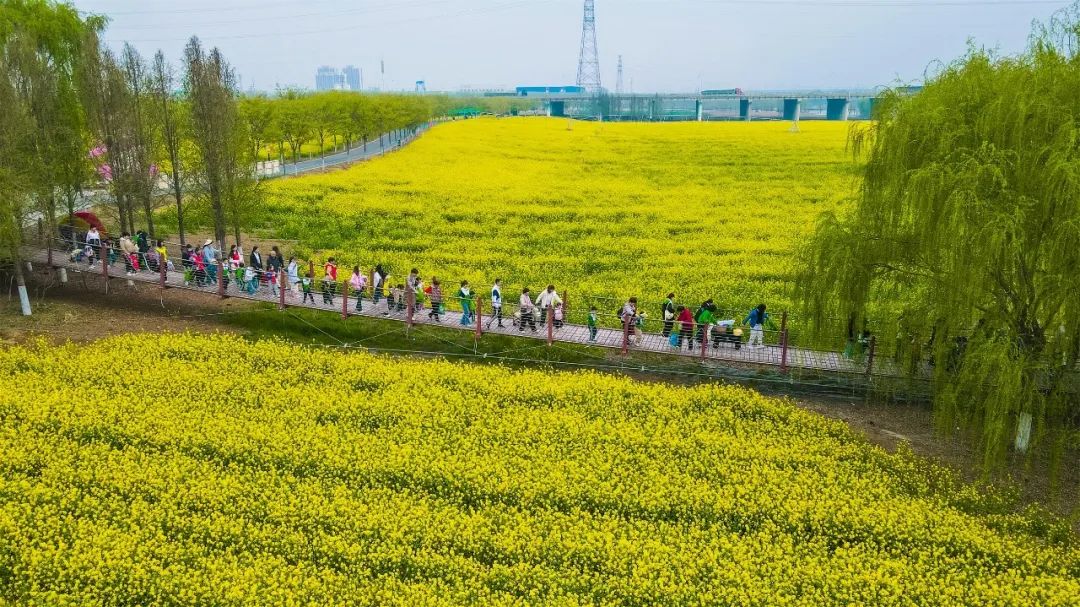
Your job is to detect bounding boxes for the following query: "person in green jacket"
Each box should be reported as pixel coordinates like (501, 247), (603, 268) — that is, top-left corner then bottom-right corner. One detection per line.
(458, 280), (475, 326)
(693, 299), (718, 346)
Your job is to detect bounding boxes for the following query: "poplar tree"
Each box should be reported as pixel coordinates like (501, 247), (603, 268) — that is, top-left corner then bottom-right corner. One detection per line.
(183, 37), (251, 247)
(151, 50), (186, 245)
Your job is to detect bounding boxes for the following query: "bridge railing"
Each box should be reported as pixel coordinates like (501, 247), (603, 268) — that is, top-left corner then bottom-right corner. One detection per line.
(32, 236), (893, 378)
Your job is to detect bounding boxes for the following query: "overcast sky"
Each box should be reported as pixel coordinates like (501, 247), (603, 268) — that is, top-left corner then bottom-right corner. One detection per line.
(74, 0), (1067, 93)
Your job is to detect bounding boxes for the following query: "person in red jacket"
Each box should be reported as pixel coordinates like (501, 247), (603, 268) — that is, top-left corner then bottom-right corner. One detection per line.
(323, 257), (338, 303)
(677, 305), (695, 350)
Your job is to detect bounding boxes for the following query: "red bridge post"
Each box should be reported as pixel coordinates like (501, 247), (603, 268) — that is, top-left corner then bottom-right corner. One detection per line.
(406, 290), (415, 328)
(217, 260), (226, 299)
(621, 315), (629, 355)
(547, 306), (554, 346)
(780, 311), (789, 373)
(278, 270), (286, 310)
(475, 297), (483, 339)
(341, 280), (349, 320)
(159, 249), (167, 291)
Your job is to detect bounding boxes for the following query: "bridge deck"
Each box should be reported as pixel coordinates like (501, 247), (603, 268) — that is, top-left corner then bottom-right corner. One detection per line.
(26, 248), (896, 378)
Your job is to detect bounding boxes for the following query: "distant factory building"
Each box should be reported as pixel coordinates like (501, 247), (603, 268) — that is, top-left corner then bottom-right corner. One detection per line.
(516, 86), (584, 96)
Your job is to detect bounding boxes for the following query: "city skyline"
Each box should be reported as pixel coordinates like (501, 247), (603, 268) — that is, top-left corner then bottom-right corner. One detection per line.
(77, 0), (1068, 93)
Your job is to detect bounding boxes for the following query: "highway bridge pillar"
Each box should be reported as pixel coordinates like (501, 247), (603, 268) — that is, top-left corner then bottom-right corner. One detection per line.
(783, 98), (801, 121)
(695, 99), (703, 122)
(826, 98), (850, 121)
(739, 98), (752, 121)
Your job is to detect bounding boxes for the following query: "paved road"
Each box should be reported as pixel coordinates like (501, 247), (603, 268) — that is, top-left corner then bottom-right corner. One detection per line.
(276, 122), (434, 177)
(26, 245), (895, 378)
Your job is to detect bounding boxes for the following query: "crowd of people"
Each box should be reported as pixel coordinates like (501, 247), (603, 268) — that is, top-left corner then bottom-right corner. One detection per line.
(65, 231), (778, 351)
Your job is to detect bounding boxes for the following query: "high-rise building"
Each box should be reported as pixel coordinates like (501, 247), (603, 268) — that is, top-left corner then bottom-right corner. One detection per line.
(315, 66), (340, 91)
(343, 65), (361, 91)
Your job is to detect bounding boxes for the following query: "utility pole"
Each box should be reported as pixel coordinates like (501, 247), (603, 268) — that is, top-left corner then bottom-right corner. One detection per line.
(615, 55), (624, 95)
(576, 0), (602, 93)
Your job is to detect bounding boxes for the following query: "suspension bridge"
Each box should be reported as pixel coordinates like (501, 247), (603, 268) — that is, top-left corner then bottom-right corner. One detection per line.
(22, 242), (899, 380)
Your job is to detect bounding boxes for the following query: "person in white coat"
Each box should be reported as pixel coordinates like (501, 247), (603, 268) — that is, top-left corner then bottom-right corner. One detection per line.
(486, 278), (504, 329)
(534, 284), (563, 327)
(518, 287), (537, 332)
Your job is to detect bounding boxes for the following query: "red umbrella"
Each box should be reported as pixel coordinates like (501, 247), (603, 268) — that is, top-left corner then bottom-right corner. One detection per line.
(64, 211), (107, 237)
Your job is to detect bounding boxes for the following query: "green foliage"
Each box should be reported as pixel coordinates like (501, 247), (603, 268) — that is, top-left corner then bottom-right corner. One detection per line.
(799, 8), (1080, 472)
(0, 0), (101, 260)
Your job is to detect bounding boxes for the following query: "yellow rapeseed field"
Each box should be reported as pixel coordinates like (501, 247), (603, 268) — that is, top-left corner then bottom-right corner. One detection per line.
(1, 334), (1076, 605)
(256, 118), (858, 315)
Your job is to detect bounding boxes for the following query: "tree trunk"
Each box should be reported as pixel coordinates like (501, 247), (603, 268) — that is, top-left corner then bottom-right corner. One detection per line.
(13, 254), (31, 316)
(172, 171), (185, 246)
(210, 185), (226, 247)
(143, 195), (155, 240)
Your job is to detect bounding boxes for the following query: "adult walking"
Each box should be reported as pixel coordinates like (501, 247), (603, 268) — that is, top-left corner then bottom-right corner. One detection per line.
(249, 246), (263, 273)
(534, 284), (562, 328)
(202, 240), (219, 284)
(349, 266), (367, 312)
(155, 240), (169, 277)
(693, 299), (718, 347)
(406, 268), (420, 312)
(286, 256), (300, 297)
(86, 226), (101, 250)
(519, 287), (537, 332)
(662, 293), (676, 337)
(119, 232), (138, 275)
(621, 297), (640, 346)
(373, 264), (387, 308)
(744, 304), (770, 348)
(458, 281), (474, 326)
(323, 257), (338, 303)
(486, 278), (504, 329)
(268, 246), (284, 273)
(320, 258), (338, 305)
(677, 305), (694, 350)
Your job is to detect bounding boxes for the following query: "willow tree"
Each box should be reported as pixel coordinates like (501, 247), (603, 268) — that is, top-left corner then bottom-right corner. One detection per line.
(799, 9), (1080, 471)
(1, 0), (101, 315)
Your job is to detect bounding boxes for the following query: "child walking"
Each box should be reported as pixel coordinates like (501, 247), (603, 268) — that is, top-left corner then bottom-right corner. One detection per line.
(302, 272), (315, 304)
(267, 266), (279, 298)
(427, 279), (443, 322)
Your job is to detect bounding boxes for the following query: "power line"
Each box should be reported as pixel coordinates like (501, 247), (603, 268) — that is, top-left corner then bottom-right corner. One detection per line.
(103, 1), (538, 44)
(104, 0), (457, 31)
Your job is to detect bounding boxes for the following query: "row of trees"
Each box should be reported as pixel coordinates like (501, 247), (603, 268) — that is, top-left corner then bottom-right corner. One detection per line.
(1, 0), (257, 310)
(2, 0), (473, 315)
(243, 91), (539, 165)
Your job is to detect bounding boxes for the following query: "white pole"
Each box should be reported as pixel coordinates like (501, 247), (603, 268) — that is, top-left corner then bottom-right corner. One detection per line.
(1015, 412), (1033, 453)
(17, 285), (31, 316)
(59, 267), (68, 284)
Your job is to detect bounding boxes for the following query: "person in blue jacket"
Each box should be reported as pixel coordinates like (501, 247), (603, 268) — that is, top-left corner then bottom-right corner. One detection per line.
(744, 304), (770, 348)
